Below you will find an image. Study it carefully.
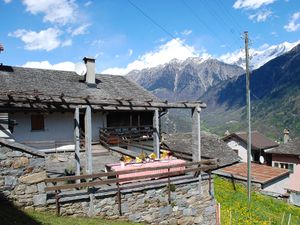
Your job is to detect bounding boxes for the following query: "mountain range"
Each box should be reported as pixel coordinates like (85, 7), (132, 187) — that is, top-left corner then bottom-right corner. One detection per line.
(127, 41), (300, 139)
(127, 58), (244, 101)
(219, 40), (300, 70)
(202, 43), (300, 138)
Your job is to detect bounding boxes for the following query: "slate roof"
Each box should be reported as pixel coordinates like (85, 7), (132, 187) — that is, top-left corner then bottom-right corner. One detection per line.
(214, 162), (289, 185)
(266, 138), (300, 156)
(164, 132), (240, 167)
(0, 65), (160, 102)
(223, 131), (279, 150)
(0, 137), (45, 157)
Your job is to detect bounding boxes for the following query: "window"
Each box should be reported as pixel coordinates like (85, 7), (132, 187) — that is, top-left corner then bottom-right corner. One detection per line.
(273, 161), (294, 173)
(31, 114), (44, 131)
(288, 164), (294, 173)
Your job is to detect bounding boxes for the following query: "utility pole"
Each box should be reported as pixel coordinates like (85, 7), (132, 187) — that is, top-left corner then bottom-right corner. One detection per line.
(244, 31), (252, 207)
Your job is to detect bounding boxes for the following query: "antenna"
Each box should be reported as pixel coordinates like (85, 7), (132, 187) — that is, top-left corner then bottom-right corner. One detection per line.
(74, 62), (87, 76)
(259, 155), (265, 164)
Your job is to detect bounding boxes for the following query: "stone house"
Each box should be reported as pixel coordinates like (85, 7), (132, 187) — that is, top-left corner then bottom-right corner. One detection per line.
(0, 57), (206, 174)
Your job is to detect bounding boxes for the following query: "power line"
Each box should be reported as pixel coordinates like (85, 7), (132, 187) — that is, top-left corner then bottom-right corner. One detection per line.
(180, 0), (230, 49)
(215, 0), (244, 32)
(127, 0), (196, 56)
(202, 0), (242, 45)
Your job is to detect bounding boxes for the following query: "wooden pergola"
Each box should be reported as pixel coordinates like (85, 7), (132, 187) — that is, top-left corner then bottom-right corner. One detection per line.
(0, 91), (206, 190)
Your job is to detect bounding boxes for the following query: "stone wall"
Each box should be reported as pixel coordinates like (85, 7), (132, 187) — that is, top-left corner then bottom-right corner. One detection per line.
(58, 181), (216, 225)
(1, 143), (216, 224)
(0, 144), (47, 209)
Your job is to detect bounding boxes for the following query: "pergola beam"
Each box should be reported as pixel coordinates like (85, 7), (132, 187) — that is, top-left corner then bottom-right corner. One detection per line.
(85, 106), (93, 174)
(192, 105), (202, 194)
(153, 109), (160, 159)
(74, 107), (81, 182)
(0, 93), (206, 110)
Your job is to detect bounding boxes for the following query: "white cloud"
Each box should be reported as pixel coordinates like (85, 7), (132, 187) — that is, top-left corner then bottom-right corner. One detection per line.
(3, 0), (12, 3)
(102, 38), (209, 75)
(91, 39), (104, 46)
(181, 29), (192, 36)
(249, 9), (272, 22)
(258, 43), (269, 50)
(284, 12), (300, 32)
(95, 52), (103, 58)
(22, 0), (77, 25)
(61, 39), (72, 47)
(84, 1), (92, 7)
(128, 49), (133, 57)
(233, 0), (275, 9)
(22, 61), (76, 71)
(70, 23), (90, 36)
(9, 28), (62, 51)
(271, 31), (277, 36)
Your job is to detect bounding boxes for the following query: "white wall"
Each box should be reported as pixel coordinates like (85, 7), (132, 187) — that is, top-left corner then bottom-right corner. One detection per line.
(10, 111), (106, 146)
(92, 112), (106, 141)
(227, 139), (248, 162)
(290, 192), (300, 206)
(0, 113), (14, 141)
(263, 176), (290, 195)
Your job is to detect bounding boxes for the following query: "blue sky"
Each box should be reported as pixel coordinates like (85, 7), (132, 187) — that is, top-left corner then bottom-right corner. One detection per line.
(0, 0), (299, 74)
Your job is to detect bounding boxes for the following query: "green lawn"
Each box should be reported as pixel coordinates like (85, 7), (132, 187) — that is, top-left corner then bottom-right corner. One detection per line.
(26, 211), (141, 225)
(214, 176), (300, 225)
(0, 193), (140, 225)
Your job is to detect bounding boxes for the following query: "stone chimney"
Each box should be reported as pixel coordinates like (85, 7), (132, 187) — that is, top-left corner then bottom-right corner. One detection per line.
(283, 128), (290, 144)
(83, 57), (96, 87)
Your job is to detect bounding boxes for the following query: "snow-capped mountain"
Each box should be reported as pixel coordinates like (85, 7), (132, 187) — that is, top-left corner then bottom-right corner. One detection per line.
(127, 57), (244, 101)
(219, 40), (300, 70)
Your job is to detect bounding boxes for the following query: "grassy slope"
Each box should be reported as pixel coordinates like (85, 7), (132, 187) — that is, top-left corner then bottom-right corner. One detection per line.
(214, 176), (300, 225)
(202, 87), (300, 140)
(26, 211), (141, 225)
(0, 193), (140, 225)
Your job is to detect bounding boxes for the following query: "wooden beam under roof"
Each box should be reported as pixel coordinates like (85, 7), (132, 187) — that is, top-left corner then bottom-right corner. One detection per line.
(0, 92), (206, 110)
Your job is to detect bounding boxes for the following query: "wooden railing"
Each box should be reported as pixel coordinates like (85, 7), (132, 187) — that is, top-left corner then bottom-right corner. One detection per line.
(44, 159), (218, 216)
(99, 126), (154, 146)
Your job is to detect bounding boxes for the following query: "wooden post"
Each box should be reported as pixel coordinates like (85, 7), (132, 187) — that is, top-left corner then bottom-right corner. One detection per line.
(168, 167), (171, 204)
(192, 105), (202, 194)
(153, 109), (160, 159)
(85, 106), (93, 174)
(216, 202), (221, 225)
(280, 212), (285, 225)
(208, 170), (212, 195)
(55, 190), (60, 216)
(74, 107), (80, 183)
(117, 181), (122, 216)
(287, 213), (291, 225)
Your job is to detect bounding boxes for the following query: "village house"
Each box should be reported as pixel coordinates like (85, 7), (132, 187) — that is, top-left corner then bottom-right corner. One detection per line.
(223, 131), (279, 165)
(0, 58), (222, 224)
(0, 57), (205, 160)
(265, 137), (300, 206)
(213, 162), (290, 196)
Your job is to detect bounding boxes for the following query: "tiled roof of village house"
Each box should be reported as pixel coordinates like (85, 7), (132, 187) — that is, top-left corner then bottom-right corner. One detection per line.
(164, 132), (240, 167)
(223, 131), (279, 150)
(266, 138), (300, 156)
(0, 65), (206, 109)
(214, 162), (289, 184)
